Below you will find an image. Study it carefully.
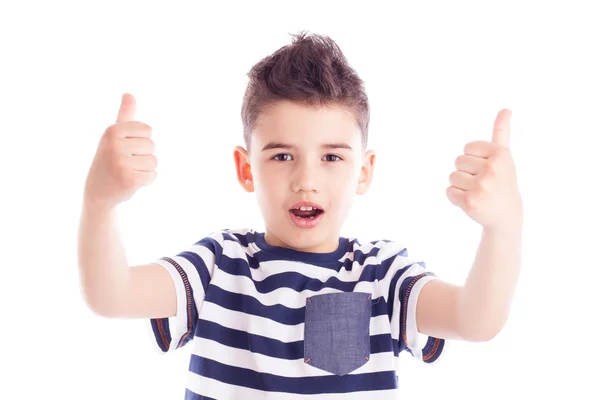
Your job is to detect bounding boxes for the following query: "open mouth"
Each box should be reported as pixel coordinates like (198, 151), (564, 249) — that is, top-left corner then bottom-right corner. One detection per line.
(289, 206), (324, 219)
(288, 202), (325, 228)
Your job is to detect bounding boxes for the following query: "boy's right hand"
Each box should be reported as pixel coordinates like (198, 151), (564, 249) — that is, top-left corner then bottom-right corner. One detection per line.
(84, 93), (157, 209)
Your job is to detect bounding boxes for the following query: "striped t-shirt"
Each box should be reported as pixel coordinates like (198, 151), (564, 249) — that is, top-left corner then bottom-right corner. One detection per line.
(148, 228), (446, 399)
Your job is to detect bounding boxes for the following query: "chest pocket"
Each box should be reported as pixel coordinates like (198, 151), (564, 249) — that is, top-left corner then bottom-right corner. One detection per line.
(303, 292), (372, 376)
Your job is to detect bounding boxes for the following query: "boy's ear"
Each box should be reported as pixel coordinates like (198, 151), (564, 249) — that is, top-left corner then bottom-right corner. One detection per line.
(356, 149), (376, 195)
(233, 146), (254, 192)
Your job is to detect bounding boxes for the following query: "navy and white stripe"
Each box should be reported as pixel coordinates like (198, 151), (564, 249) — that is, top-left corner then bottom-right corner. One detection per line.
(148, 228), (445, 398)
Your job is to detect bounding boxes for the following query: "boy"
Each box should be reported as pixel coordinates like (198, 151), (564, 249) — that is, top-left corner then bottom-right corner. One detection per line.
(78, 31), (523, 399)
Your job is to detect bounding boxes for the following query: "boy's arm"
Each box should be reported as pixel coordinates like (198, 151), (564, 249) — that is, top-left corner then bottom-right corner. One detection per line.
(415, 226), (523, 342)
(77, 199), (176, 319)
(416, 109), (523, 342)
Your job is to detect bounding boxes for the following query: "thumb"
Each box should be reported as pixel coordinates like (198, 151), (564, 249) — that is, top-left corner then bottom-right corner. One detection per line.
(491, 108), (511, 148)
(116, 93), (137, 123)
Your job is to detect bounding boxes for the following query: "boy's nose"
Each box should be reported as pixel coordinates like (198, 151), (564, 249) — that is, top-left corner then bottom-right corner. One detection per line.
(290, 164), (318, 193)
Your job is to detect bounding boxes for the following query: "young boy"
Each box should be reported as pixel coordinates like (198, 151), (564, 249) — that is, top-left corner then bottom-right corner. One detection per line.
(78, 31), (523, 399)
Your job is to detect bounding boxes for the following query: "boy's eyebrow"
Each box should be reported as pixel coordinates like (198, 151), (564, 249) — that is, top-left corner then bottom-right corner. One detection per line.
(261, 142), (294, 151)
(322, 143), (353, 150)
(261, 142), (353, 151)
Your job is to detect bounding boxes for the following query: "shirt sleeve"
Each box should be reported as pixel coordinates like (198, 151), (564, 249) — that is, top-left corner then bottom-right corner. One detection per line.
(386, 243), (446, 364)
(147, 231), (223, 353)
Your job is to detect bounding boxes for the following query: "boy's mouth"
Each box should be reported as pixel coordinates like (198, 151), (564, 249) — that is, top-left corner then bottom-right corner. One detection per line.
(289, 207), (324, 219)
(288, 201), (325, 220)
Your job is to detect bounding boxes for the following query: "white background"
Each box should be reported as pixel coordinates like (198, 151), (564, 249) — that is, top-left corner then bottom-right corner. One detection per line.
(1, 1), (599, 399)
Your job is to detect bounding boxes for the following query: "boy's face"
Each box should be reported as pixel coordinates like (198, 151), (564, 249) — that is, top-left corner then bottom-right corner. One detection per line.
(234, 100), (375, 253)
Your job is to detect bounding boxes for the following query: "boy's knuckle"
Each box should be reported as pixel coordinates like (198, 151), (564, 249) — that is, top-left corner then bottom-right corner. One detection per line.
(148, 154), (158, 169)
(146, 138), (156, 153)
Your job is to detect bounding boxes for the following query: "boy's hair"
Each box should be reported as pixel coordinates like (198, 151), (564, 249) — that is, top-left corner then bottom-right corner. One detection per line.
(241, 30), (370, 152)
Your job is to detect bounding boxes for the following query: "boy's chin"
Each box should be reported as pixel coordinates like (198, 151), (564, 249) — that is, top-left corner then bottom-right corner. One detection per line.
(281, 227), (339, 253)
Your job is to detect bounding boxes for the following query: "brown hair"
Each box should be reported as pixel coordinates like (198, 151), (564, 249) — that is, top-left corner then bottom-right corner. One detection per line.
(241, 30), (370, 152)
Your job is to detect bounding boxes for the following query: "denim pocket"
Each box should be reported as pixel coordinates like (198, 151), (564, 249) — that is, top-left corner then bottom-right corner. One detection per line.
(303, 292), (372, 376)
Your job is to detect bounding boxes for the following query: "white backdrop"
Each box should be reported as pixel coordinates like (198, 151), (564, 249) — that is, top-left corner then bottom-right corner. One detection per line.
(1, 1), (598, 399)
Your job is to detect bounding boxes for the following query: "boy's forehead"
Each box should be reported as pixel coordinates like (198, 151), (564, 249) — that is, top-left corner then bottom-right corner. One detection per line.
(252, 100), (361, 148)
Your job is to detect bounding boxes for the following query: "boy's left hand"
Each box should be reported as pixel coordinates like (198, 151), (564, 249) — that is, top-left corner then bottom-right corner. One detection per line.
(446, 109), (523, 233)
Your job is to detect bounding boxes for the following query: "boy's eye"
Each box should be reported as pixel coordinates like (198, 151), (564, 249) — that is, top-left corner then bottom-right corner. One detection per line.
(270, 154), (342, 162)
(323, 154), (342, 162)
(272, 153), (292, 161)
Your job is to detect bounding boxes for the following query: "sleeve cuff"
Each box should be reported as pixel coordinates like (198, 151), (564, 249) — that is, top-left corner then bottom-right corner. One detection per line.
(403, 275), (446, 363)
(146, 257), (194, 353)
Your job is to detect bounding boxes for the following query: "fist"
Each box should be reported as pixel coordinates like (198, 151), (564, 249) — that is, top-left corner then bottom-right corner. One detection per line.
(84, 93), (157, 209)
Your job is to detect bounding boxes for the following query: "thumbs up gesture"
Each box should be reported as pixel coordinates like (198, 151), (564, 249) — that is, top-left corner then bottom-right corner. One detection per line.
(446, 109), (523, 233)
(83, 93), (158, 210)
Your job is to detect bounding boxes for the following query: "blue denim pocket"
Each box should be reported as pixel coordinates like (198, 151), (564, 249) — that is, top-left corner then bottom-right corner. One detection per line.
(303, 292), (372, 376)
